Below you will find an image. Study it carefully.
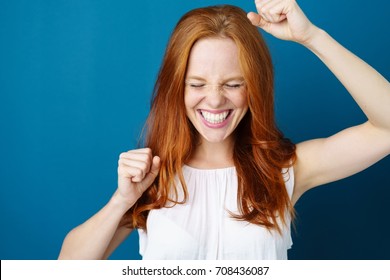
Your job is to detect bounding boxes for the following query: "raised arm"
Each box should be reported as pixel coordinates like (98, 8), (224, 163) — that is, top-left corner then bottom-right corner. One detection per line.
(248, 0), (390, 203)
(58, 148), (160, 259)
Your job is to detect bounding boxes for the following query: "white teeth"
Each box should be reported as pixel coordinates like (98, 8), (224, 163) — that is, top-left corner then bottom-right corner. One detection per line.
(201, 110), (229, 124)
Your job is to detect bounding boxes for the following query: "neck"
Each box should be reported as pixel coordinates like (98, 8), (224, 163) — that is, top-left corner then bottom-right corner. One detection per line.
(187, 136), (235, 169)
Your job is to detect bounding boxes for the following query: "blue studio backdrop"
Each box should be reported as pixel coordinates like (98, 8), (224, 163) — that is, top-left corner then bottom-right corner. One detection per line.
(1, 0), (389, 260)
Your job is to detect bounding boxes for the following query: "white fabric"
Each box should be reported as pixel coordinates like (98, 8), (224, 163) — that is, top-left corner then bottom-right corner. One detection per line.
(138, 165), (294, 260)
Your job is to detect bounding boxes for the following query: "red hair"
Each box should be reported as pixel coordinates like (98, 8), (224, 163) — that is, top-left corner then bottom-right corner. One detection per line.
(122, 5), (296, 232)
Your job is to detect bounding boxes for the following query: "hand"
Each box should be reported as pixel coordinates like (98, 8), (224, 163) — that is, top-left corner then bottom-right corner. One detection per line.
(116, 148), (160, 208)
(247, 0), (318, 45)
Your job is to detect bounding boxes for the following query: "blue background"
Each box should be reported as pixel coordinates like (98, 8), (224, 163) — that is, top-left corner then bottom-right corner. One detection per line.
(1, 0), (389, 260)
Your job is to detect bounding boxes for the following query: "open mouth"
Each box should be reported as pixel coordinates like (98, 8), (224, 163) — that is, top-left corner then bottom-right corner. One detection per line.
(198, 109), (232, 124)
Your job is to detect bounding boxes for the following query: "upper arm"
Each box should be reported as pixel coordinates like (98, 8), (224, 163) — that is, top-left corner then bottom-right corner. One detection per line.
(292, 121), (390, 203)
(102, 225), (133, 259)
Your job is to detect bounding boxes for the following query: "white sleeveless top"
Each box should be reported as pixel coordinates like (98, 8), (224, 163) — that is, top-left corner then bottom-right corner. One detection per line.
(138, 165), (294, 260)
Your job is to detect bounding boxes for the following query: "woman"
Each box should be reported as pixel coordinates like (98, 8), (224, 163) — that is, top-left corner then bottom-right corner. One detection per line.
(58, 0), (390, 259)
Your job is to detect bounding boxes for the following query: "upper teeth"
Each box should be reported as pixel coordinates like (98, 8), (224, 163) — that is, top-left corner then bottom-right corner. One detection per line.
(201, 110), (229, 124)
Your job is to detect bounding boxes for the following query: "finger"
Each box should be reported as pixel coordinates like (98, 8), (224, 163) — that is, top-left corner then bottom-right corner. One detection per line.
(118, 158), (150, 177)
(120, 148), (152, 160)
(141, 156), (161, 187)
(118, 166), (146, 183)
(118, 156), (152, 180)
(119, 153), (152, 166)
(149, 156), (161, 177)
(268, 0), (288, 22)
(120, 150), (152, 162)
(247, 11), (273, 33)
(128, 147), (152, 154)
(257, 0), (287, 23)
(255, 0), (270, 8)
(247, 12), (267, 28)
(254, 0), (272, 22)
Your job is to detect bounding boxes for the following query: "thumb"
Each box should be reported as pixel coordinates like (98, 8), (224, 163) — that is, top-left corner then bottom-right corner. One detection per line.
(247, 12), (272, 33)
(142, 156), (161, 187)
(247, 12), (265, 27)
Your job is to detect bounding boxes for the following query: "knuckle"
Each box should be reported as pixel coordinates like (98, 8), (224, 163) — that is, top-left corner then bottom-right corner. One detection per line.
(145, 147), (152, 153)
(140, 161), (148, 171)
(270, 7), (278, 14)
(135, 168), (144, 178)
(119, 152), (130, 159)
(145, 155), (153, 165)
(118, 157), (127, 166)
(141, 154), (151, 165)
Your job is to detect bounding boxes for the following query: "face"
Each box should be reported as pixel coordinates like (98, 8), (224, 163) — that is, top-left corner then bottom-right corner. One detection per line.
(184, 37), (248, 144)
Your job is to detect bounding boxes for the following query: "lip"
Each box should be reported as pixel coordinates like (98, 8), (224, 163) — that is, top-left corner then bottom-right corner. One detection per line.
(197, 109), (233, 129)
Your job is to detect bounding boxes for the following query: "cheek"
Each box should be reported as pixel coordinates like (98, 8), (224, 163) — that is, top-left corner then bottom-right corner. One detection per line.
(229, 92), (248, 109)
(184, 92), (203, 110)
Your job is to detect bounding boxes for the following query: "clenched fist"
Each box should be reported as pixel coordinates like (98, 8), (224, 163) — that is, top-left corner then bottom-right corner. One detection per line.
(116, 148), (160, 208)
(247, 0), (317, 45)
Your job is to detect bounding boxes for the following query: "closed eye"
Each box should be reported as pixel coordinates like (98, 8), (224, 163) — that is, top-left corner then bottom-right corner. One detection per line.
(224, 83), (244, 89)
(189, 83), (205, 88)
(185, 81), (206, 88)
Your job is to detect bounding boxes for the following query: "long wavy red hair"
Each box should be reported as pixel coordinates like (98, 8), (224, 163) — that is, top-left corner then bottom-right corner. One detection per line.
(122, 5), (296, 232)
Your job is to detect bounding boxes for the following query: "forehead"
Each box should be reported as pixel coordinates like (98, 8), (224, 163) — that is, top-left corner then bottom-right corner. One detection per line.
(186, 37), (242, 79)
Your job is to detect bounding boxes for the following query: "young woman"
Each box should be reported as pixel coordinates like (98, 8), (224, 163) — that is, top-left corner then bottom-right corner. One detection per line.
(58, 0), (390, 259)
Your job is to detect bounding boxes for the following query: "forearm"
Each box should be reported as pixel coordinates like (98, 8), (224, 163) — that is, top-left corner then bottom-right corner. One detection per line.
(58, 148), (160, 259)
(304, 28), (390, 130)
(58, 190), (132, 260)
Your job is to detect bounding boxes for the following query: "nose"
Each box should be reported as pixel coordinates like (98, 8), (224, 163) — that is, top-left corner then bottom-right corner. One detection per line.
(205, 85), (226, 108)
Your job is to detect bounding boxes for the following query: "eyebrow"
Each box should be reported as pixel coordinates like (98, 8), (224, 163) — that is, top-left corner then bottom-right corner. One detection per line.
(185, 75), (245, 82)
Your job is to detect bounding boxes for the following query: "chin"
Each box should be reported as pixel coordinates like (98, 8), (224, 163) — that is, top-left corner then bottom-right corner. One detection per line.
(200, 132), (231, 144)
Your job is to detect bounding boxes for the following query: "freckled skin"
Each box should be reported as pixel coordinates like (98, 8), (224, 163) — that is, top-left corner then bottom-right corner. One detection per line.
(185, 37), (248, 144)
